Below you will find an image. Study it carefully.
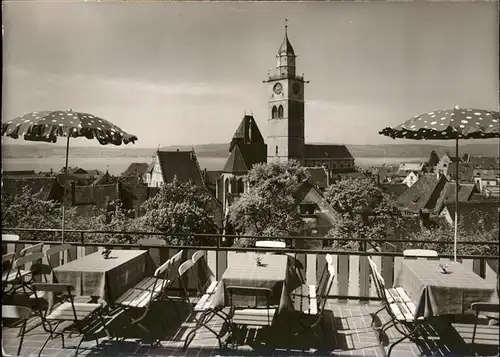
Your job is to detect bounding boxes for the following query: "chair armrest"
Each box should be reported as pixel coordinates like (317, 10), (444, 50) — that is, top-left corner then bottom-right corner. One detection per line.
(471, 302), (500, 314)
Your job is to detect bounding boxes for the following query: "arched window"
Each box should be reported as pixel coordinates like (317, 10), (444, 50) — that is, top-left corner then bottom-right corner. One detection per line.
(278, 105), (284, 118)
(225, 178), (230, 194)
(237, 178), (244, 193)
(272, 106), (278, 119)
(275, 146), (279, 156)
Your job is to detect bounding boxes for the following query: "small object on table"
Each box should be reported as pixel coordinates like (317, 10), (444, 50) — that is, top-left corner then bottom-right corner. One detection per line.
(439, 263), (450, 274)
(102, 248), (111, 260)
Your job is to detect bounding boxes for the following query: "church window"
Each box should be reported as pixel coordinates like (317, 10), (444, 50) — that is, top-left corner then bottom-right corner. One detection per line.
(272, 106), (278, 119)
(278, 105), (284, 118)
(237, 178), (244, 193)
(225, 178), (230, 194)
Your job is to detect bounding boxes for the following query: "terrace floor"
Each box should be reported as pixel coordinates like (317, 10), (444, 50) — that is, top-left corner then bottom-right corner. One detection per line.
(2, 299), (499, 357)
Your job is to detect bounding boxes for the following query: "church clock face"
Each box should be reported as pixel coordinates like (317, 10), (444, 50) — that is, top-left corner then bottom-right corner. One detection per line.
(292, 83), (301, 95)
(273, 82), (283, 95)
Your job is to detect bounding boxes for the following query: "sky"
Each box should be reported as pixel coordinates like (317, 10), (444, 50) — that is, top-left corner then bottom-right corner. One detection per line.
(2, 1), (499, 148)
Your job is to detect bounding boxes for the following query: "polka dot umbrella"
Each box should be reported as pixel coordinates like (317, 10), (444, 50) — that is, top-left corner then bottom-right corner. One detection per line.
(380, 106), (499, 261)
(1, 109), (138, 248)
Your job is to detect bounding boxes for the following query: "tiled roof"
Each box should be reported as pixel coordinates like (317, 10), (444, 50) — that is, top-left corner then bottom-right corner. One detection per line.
(304, 144), (354, 159)
(447, 162), (474, 182)
(122, 163), (149, 176)
(444, 200), (500, 231)
(433, 182), (477, 214)
(473, 169), (499, 180)
(157, 150), (204, 187)
(223, 143), (267, 174)
(468, 156), (499, 169)
(2, 170), (36, 176)
(203, 170), (223, 187)
(396, 173), (447, 213)
(229, 115), (265, 152)
(380, 183), (408, 198)
(92, 172), (115, 186)
(2, 177), (59, 201)
(399, 162), (426, 172)
(223, 145), (248, 174)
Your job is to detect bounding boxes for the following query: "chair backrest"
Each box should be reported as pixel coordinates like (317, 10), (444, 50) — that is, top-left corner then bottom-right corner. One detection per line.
(367, 257), (390, 307)
(2, 305), (32, 320)
(192, 250), (215, 295)
(255, 241), (286, 249)
(20, 243), (44, 257)
(317, 256), (335, 315)
(403, 249), (438, 258)
(166, 250), (184, 281)
(14, 252), (45, 269)
(286, 253), (305, 283)
(45, 244), (73, 269)
(227, 286), (274, 325)
(2, 234), (20, 242)
(178, 260), (194, 277)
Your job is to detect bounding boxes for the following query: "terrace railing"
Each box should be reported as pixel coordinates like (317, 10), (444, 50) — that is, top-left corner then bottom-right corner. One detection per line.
(2, 228), (498, 300)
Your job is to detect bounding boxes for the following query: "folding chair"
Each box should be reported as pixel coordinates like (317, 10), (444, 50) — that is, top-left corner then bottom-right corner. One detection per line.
(367, 257), (424, 357)
(226, 286), (277, 347)
(183, 250), (231, 350)
(31, 283), (105, 357)
(291, 254), (335, 338)
(19, 243), (51, 283)
(114, 250), (184, 342)
(403, 249), (438, 259)
(1, 305), (32, 357)
(7, 252), (45, 295)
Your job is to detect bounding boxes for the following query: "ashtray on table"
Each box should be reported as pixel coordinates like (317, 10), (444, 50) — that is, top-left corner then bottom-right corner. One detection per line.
(439, 264), (451, 274)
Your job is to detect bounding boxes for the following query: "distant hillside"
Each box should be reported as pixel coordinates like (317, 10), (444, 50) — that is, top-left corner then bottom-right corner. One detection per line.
(1, 142), (498, 159)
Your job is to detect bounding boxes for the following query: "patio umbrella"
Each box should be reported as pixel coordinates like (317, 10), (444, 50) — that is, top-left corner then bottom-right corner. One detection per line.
(2, 109), (138, 250)
(379, 106), (499, 261)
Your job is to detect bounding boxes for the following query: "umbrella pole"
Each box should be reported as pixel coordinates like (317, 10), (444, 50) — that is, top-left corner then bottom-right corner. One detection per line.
(454, 137), (459, 262)
(61, 134), (70, 265)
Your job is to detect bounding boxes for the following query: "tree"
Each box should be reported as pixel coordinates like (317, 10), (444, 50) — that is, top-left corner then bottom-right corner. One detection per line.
(140, 177), (218, 246)
(1, 186), (64, 241)
(403, 209), (499, 257)
(228, 160), (309, 242)
(324, 177), (402, 250)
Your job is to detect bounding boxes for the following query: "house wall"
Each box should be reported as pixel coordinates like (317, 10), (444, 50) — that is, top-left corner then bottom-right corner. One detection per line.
(149, 163), (163, 188)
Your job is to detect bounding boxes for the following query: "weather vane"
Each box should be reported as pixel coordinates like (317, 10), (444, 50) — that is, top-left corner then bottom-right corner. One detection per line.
(285, 19), (288, 33)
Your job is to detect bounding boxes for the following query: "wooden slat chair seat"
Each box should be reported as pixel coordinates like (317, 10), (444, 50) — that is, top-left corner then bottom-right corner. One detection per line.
(367, 257), (425, 357)
(2, 305), (32, 357)
(31, 283), (105, 357)
(183, 251), (230, 351)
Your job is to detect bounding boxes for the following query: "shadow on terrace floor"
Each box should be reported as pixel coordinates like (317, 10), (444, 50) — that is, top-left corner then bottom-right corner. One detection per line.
(2, 299), (499, 357)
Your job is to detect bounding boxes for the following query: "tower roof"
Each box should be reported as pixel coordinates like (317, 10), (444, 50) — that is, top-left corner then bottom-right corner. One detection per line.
(229, 115), (264, 152)
(278, 24), (295, 56)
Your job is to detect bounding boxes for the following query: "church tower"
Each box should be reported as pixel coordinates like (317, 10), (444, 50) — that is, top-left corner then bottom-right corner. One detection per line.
(265, 22), (307, 164)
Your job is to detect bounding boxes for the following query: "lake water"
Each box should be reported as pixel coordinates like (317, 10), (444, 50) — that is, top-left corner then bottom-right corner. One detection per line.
(1, 156), (425, 175)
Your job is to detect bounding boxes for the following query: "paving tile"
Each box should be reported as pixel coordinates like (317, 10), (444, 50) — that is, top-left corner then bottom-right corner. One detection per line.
(2, 299), (498, 357)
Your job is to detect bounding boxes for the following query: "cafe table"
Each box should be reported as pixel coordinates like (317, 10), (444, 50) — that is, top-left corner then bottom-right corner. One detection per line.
(53, 249), (152, 304)
(394, 260), (499, 319)
(213, 252), (302, 315)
